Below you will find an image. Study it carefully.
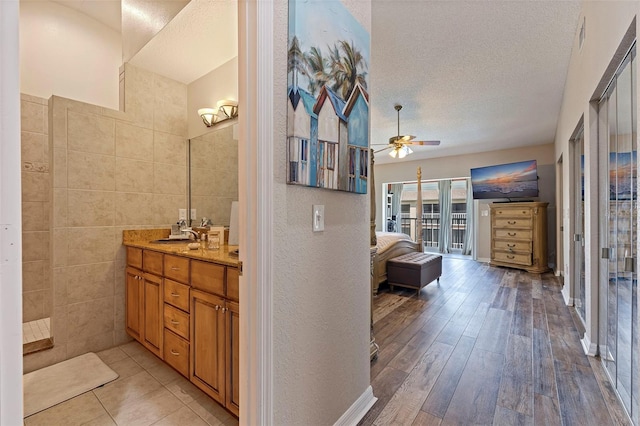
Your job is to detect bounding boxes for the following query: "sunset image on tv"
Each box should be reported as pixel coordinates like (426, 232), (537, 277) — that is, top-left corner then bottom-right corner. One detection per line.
(471, 160), (539, 199)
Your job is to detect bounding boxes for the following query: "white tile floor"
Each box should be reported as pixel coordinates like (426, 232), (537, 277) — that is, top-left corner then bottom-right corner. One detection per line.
(23, 318), (50, 344)
(24, 341), (239, 426)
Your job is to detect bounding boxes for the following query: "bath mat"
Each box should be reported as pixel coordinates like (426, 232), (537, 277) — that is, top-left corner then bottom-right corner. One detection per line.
(23, 352), (118, 417)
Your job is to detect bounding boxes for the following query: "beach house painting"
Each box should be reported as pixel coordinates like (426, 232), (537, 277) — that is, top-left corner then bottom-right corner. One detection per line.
(287, 0), (370, 194)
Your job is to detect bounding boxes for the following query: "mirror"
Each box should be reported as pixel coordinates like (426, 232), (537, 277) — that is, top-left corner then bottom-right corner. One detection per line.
(188, 122), (239, 227)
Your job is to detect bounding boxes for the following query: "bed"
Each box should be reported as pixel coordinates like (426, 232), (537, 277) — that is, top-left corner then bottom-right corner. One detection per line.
(373, 231), (420, 295)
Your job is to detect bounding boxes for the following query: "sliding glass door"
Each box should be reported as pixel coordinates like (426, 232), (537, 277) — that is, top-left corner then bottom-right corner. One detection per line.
(599, 47), (637, 423)
(573, 127), (586, 323)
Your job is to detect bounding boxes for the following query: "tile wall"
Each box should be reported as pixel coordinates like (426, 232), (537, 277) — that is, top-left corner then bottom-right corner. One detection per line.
(24, 64), (189, 372)
(21, 94), (51, 324)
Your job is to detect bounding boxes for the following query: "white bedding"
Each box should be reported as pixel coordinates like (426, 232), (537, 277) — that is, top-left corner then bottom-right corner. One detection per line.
(375, 232), (413, 254)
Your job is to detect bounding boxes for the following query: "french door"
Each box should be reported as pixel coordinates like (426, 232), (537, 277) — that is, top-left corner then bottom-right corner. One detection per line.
(599, 46), (638, 423)
(572, 127), (586, 322)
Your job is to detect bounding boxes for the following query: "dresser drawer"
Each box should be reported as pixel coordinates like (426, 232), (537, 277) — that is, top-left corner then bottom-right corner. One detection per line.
(164, 329), (189, 377)
(164, 255), (189, 284)
(494, 229), (532, 240)
(493, 240), (532, 253)
(191, 260), (225, 296)
(493, 207), (532, 218)
(127, 247), (143, 269)
(494, 218), (532, 229)
(164, 304), (189, 340)
(164, 279), (190, 312)
(493, 251), (532, 266)
(143, 250), (163, 275)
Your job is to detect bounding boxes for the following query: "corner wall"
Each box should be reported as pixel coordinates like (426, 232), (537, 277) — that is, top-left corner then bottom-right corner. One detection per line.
(271, 0), (372, 423)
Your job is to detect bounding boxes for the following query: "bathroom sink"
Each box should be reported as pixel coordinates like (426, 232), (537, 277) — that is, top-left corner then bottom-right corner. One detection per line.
(150, 238), (191, 244)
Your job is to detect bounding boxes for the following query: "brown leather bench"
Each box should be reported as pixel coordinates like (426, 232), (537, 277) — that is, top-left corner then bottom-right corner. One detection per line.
(387, 252), (442, 293)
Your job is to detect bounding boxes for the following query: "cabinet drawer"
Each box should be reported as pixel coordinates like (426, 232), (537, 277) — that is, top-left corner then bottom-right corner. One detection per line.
(227, 268), (239, 302)
(493, 251), (532, 266)
(164, 329), (189, 377)
(143, 250), (163, 275)
(493, 240), (532, 253)
(494, 229), (532, 240)
(164, 279), (190, 312)
(191, 260), (225, 296)
(164, 255), (189, 284)
(164, 304), (189, 340)
(127, 247), (143, 269)
(494, 218), (532, 229)
(493, 208), (532, 218)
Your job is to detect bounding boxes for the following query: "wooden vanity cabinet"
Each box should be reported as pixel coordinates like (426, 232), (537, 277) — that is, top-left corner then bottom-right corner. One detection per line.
(190, 263), (241, 416)
(125, 248), (164, 358)
(125, 246), (239, 416)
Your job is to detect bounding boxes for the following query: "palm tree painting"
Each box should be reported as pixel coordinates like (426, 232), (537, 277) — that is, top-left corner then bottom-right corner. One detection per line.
(287, 0), (370, 194)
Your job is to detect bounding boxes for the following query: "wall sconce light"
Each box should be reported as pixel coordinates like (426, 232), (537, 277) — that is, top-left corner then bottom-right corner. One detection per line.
(198, 99), (238, 127)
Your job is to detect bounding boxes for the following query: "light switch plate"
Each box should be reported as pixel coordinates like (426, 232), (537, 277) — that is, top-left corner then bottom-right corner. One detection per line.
(312, 205), (325, 232)
(178, 209), (187, 220)
(190, 209), (197, 220)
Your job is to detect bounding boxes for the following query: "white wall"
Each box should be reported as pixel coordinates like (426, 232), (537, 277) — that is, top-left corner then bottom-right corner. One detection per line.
(20, 1), (121, 109)
(1, 0), (24, 422)
(554, 3), (640, 355)
(271, 0), (372, 424)
(187, 57), (239, 138)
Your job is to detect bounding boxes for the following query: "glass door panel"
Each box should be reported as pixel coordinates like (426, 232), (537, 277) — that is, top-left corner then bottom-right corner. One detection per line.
(573, 128), (586, 322)
(600, 47), (637, 423)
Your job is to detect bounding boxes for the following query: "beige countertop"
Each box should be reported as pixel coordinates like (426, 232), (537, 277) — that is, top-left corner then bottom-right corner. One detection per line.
(123, 228), (240, 267)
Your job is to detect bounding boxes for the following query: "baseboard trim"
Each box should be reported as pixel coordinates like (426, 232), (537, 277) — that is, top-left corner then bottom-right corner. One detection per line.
(333, 385), (377, 426)
(580, 333), (598, 356)
(560, 286), (573, 306)
(477, 257), (490, 263)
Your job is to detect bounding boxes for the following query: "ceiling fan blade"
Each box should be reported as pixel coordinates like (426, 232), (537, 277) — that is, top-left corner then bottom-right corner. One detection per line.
(373, 146), (393, 154)
(405, 140), (441, 146)
(389, 135), (415, 144)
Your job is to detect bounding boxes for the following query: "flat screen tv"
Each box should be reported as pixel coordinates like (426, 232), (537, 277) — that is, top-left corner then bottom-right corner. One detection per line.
(470, 160), (539, 200)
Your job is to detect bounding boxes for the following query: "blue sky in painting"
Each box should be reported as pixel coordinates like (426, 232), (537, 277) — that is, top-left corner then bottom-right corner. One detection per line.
(289, 0), (370, 94)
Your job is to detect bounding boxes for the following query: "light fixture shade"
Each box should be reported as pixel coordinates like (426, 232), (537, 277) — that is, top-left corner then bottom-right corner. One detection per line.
(389, 148), (398, 158)
(216, 99), (238, 119)
(198, 108), (217, 127)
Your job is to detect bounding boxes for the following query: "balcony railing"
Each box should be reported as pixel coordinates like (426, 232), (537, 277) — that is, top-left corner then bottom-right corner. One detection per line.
(398, 212), (467, 251)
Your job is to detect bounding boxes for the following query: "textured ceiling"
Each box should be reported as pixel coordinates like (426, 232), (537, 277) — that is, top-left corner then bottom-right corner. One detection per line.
(51, 0), (121, 32)
(52, 0), (582, 164)
(371, 0), (582, 164)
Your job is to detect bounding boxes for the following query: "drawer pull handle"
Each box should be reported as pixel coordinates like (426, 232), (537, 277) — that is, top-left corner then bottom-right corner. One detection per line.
(170, 350), (180, 356)
(507, 244), (516, 247)
(170, 319), (179, 325)
(507, 221), (516, 225)
(171, 267), (180, 271)
(507, 255), (515, 259)
(170, 292), (180, 297)
(215, 305), (220, 310)
(508, 232), (516, 236)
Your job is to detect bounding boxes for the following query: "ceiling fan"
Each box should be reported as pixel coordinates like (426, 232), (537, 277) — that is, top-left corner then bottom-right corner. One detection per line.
(373, 104), (441, 159)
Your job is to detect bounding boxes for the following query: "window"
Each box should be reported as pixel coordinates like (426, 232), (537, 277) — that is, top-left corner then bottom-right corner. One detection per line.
(359, 148), (368, 178)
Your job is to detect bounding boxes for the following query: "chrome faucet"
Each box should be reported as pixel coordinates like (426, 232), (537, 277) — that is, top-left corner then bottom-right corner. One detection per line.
(183, 229), (200, 240)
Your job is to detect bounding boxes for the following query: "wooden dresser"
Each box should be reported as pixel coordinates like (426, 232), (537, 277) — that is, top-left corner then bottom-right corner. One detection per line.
(489, 201), (549, 273)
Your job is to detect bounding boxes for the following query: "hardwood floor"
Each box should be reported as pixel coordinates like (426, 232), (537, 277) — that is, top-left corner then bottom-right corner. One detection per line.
(361, 257), (631, 426)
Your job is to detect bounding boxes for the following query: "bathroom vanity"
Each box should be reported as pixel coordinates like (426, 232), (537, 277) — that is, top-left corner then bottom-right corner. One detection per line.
(123, 229), (240, 417)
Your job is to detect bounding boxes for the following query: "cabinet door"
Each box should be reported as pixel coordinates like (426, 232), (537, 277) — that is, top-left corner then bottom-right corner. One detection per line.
(125, 266), (143, 341)
(142, 272), (163, 358)
(225, 300), (240, 416)
(190, 289), (226, 403)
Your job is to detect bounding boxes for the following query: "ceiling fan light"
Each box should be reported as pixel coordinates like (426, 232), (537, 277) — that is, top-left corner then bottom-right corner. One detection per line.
(389, 148), (399, 158)
(404, 146), (413, 155)
(397, 148), (408, 159)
